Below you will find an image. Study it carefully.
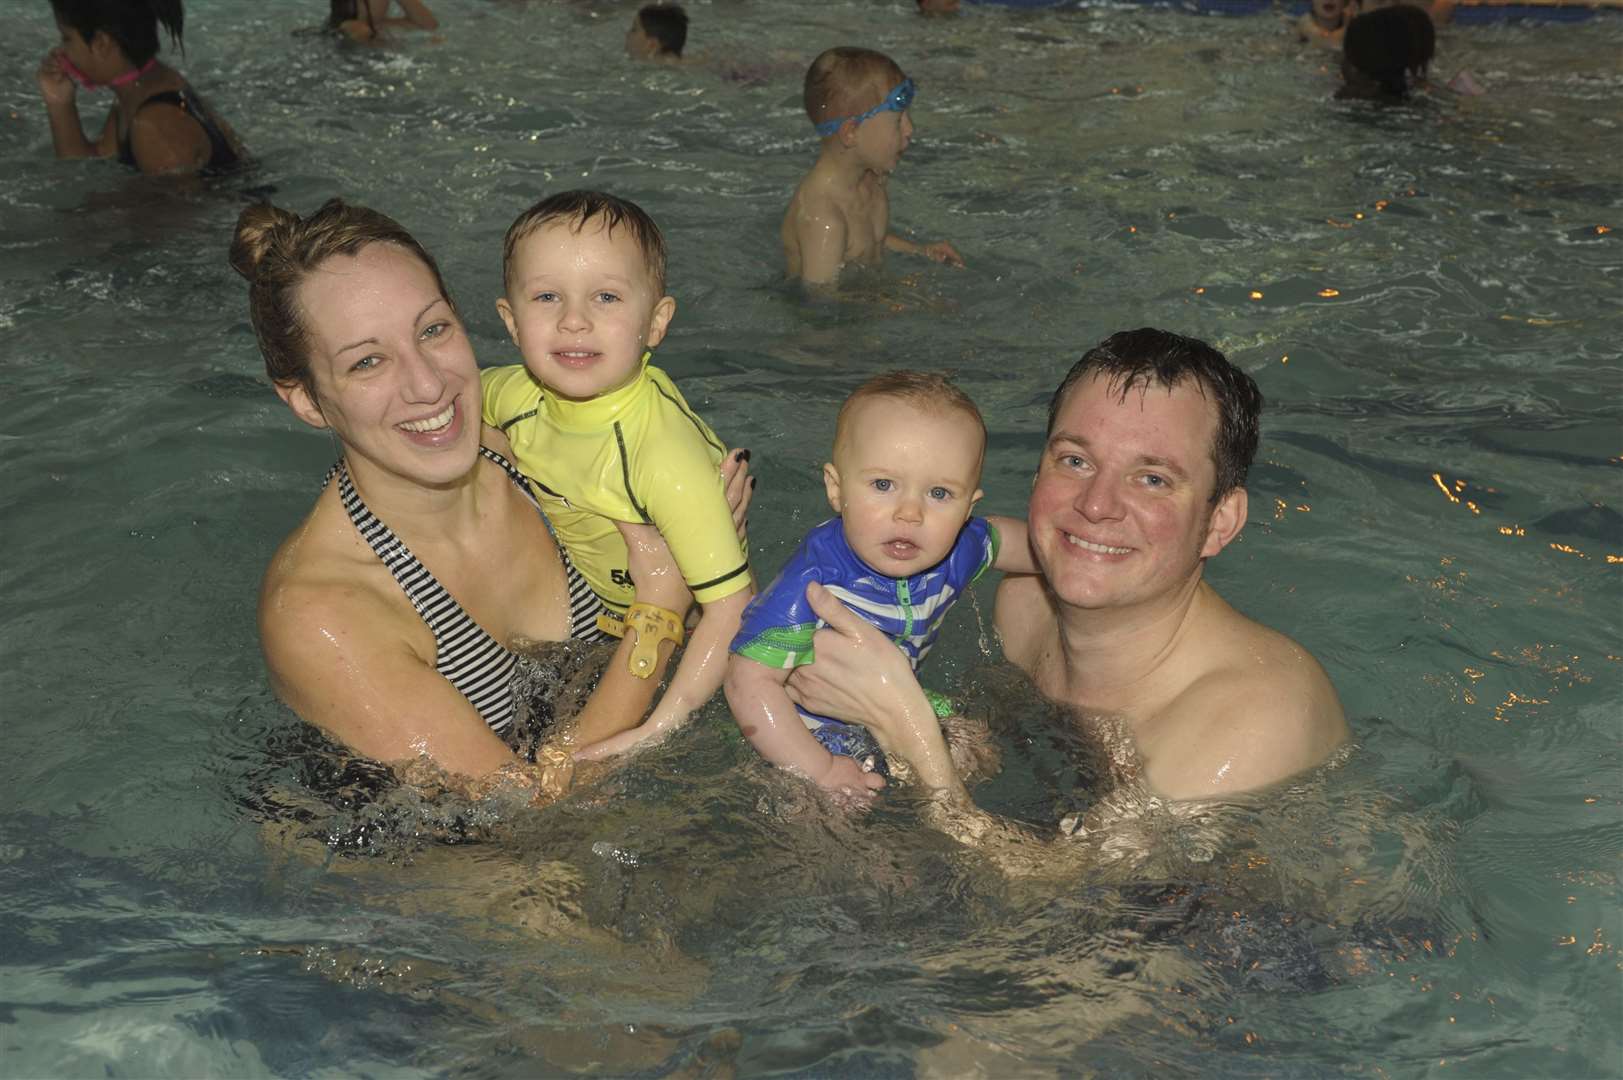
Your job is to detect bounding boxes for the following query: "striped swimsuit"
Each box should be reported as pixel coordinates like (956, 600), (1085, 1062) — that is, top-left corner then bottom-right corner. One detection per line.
(327, 447), (607, 735)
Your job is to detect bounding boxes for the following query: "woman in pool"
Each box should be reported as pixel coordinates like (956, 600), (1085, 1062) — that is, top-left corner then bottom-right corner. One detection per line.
(37, 0), (242, 176)
(232, 198), (750, 801)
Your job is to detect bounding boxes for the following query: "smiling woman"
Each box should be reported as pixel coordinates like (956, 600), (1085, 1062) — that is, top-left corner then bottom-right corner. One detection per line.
(230, 198), (749, 798)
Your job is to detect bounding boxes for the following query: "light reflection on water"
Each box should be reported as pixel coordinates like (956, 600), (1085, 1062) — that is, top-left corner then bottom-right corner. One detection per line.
(1, 0), (1619, 1075)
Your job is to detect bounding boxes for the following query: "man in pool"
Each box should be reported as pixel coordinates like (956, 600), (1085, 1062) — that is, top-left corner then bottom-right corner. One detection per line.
(786, 328), (1348, 825)
(782, 47), (964, 288)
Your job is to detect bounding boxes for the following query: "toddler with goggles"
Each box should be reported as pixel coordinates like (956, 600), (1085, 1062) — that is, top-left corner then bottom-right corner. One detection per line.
(725, 372), (1033, 796)
(782, 47), (965, 288)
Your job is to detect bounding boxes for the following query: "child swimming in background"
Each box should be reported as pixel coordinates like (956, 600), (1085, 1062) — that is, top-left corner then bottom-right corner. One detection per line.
(328, 0), (438, 44)
(482, 190), (754, 759)
(725, 372), (1033, 794)
(916, 0), (963, 14)
(36, 0), (242, 176)
(1337, 5), (1434, 100)
(1294, 0), (1354, 48)
(625, 3), (686, 62)
(782, 47), (965, 288)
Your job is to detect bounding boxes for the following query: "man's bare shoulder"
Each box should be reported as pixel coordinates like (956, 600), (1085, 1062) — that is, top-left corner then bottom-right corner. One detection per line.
(993, 573), (1055, 668)
(1145, 598), (1347, 800)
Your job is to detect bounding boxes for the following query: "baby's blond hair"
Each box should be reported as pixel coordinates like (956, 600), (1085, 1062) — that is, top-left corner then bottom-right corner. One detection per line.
(833, 371), (986, 465)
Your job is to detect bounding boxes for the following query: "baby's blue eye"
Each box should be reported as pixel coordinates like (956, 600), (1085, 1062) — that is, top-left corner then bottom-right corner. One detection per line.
(872, 478), (893, 492)
(929, 486), (951, 500)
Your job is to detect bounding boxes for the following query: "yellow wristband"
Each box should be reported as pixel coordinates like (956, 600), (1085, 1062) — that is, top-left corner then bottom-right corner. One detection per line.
(597, 603), (685, 679)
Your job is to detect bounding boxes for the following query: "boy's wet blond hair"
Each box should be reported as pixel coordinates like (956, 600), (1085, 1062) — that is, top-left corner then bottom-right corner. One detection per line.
(834, 371), (987, 465)
(803, 47), (907, 130)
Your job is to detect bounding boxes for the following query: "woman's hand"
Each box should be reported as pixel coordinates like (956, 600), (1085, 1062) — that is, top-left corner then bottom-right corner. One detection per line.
(616, 521), (691, 614)
(720, 447), (754, 541)
(785, 583), (966, 797)
(37, 49), (76, 107)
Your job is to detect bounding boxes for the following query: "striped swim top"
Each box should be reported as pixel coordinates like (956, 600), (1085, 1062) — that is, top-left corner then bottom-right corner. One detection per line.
(327, 446), (607, 735)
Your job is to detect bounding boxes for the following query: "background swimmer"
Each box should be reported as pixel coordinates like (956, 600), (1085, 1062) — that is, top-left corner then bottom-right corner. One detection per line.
(328, 0), (439, 44)
(625, 3), (687, 62)
(782, 47), (964, 288)
(37, 0), (242, 176)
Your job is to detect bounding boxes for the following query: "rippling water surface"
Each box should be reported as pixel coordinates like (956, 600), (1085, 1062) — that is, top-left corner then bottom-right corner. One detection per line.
(1, 1), (1619, 1076)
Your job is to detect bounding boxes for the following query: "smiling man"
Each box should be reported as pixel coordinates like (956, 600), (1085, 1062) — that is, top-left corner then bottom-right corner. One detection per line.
(993, 328), (1347, 801)
(786, 328), (1347, 808)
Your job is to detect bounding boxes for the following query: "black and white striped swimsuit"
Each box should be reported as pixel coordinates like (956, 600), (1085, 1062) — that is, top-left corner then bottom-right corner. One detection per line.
(326, 446), (608, 735)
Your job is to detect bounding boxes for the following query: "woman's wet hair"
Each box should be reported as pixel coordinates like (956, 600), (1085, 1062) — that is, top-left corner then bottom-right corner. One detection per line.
(1047, 328), (1263, 502)
(50, 0), (184, 66)
(637, 4), (688, 57)
(803, 47), (906, 129)
(502, 189), (668, 297)
(228, 199), (457, 396)
(1343, 5), (1435, 98)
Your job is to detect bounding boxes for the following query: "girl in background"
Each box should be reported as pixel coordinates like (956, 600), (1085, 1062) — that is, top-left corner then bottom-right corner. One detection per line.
(37, 0), (242, 176)
(329, 0), (439, 44)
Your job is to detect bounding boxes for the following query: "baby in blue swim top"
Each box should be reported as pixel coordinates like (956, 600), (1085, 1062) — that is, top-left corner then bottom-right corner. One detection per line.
(726, 372), (1034, 794)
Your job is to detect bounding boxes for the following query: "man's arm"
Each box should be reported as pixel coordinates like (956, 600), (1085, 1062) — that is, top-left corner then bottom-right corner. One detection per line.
(985, 515), (1036, 576)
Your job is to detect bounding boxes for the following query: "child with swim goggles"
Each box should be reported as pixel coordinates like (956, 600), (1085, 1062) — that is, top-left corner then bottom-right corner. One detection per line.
(38, 0), (242, 175)
(725, 372), (1033, 796)
(781, 47), (965, 287)
(481, 190), (755, 761)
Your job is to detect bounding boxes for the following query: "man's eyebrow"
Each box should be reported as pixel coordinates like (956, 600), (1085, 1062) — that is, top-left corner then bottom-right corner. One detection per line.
(334, 299), (444, 355)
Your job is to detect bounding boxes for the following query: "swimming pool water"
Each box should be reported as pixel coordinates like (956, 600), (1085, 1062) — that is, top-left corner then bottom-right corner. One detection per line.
(2, 1), (1619, 1076)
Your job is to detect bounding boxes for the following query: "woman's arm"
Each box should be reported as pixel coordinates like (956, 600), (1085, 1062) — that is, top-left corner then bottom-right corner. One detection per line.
(261, 574), (554, 790)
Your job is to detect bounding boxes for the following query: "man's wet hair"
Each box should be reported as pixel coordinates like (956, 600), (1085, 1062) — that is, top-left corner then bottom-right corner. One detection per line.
(502, 189), (668, 296)
(1343, 5), (1434, 98)
(1047, 328), (1263, 502)
(803, 47), (906, 129)
(637, 4), (688, 57)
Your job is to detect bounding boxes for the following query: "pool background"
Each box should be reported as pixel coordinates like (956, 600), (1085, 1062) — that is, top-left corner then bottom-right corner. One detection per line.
(1, 1), (1619, 1076)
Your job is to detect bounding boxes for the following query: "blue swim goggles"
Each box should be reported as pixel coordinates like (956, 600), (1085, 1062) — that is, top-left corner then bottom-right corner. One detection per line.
(814, 78), (916, 137)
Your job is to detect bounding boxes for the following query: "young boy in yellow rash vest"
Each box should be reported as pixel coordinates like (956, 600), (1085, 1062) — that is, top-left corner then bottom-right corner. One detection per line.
(482, 190), (753, 757)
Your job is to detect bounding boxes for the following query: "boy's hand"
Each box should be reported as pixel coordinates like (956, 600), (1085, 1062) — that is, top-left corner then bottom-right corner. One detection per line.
(37, 49), (76, 106)
(921, 241), (965, 268)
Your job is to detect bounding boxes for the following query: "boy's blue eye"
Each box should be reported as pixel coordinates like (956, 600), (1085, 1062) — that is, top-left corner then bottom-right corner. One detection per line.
(872, 478), (893, 492)
(595, 291), (620, 303)
(929, 486), (951, 500)
(534, 291), (558, 302)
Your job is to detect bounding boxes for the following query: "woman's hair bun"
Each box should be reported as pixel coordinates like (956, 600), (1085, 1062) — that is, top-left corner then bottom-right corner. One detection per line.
(229, 203), (301, 282)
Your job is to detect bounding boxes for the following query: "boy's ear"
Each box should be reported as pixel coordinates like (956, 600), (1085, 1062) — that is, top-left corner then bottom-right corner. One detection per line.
(644, 295), (677, 350)
(822, 462), (843, 515)
(1200, 486), (1248, 558)
(494, 297), (519, 346)
(274, 379), (328, 431)
(837, 119), (859, 147)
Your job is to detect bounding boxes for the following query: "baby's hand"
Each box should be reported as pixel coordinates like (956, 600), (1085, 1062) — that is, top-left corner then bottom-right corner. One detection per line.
(37, 48), (76, 105)
(816, 753), (886, 799)
(921, 241), (965, 268)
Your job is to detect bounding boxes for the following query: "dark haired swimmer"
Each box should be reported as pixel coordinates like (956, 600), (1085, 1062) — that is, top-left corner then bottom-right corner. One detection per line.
(38, 0), (242, 175)
(233, 198), (753, 801)
(1338, 4), (1434, 100)
(786, 330), (1346, 863)
(328, 0), (438, 45)
(626, 4), (687, 61)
